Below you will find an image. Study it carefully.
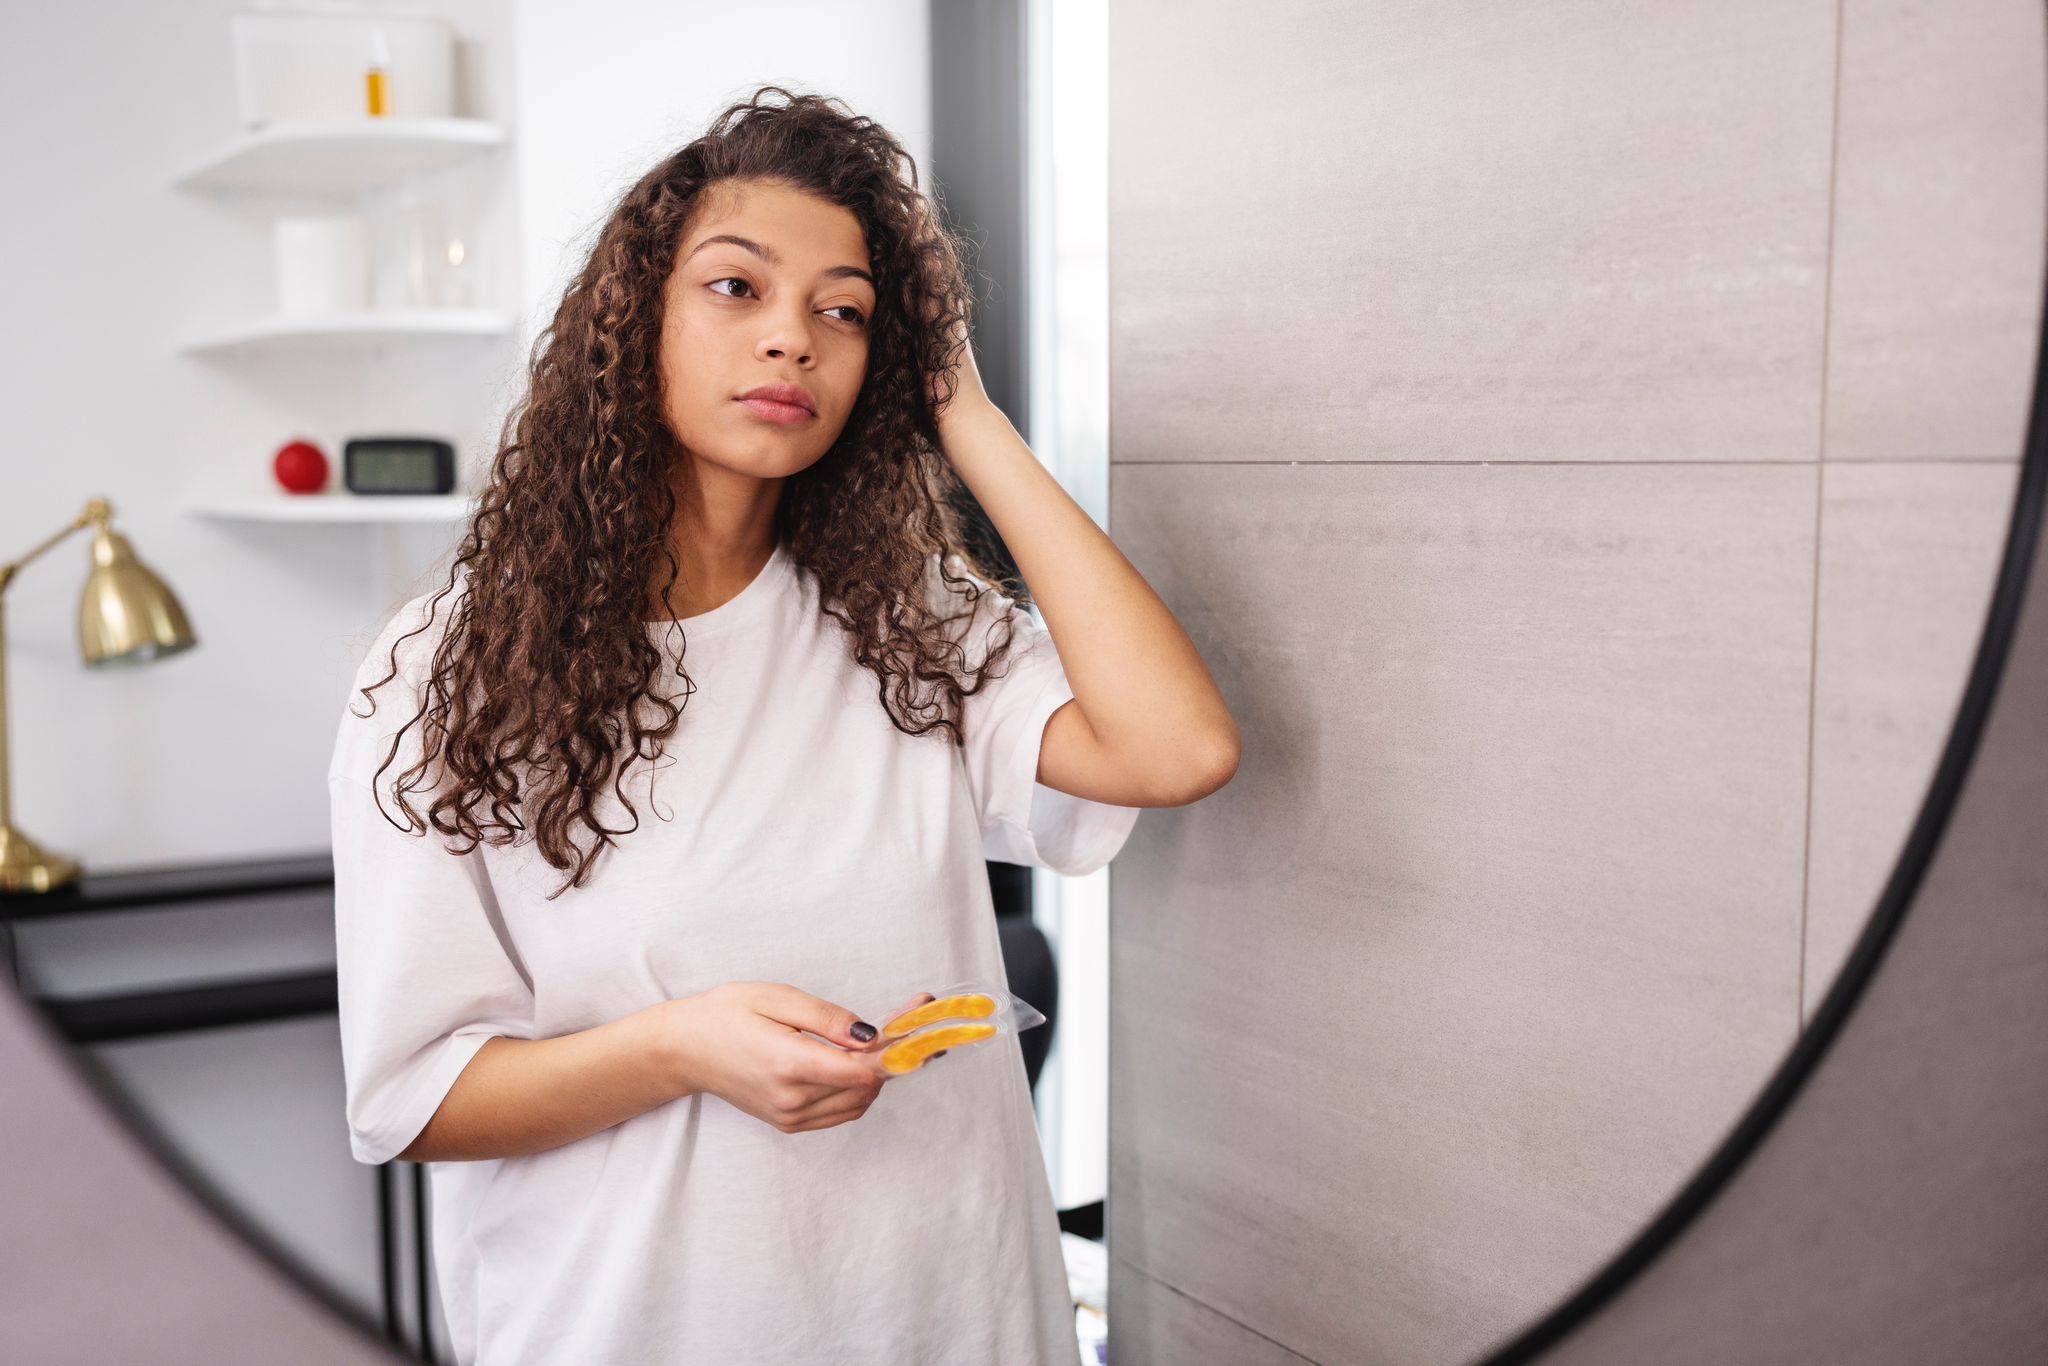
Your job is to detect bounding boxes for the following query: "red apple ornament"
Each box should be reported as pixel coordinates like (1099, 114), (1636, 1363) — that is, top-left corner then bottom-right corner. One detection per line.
(273, 439), (329, 494)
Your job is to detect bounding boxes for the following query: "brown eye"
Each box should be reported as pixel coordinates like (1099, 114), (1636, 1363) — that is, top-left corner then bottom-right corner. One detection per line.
(709, 277), (753, 299)
(825, 305), (868, 326)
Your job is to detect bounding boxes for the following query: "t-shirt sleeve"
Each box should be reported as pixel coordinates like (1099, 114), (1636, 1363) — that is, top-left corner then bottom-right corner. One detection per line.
(328, 592), (536, 1166)
(933, 556), (1143, 876)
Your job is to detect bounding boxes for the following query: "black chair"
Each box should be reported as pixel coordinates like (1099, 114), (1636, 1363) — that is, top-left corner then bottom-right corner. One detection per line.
(986, 860), (1058, 1091)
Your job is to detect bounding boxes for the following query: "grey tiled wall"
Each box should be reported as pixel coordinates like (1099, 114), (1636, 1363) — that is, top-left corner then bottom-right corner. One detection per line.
(1104, 3), (2041, 1362)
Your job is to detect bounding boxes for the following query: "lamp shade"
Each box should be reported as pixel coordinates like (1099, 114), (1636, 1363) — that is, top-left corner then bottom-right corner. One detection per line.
(77, 525), (197, 667)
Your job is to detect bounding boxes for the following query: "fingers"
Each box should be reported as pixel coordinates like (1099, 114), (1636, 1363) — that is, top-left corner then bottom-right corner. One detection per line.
(752, 986), (958, 1133)
(910, 194), (943, 249)
(748, 981), (878, 1051)
(774, 1030), (892, 1092)
(780, 1099), (875, 1133)
(769, 1056), (886, 1132)
(788, 987), (960, 1101)
(853, 991), (937, 1052)
(751, 983), (958, 1088)
(843, 994), (934, 1054)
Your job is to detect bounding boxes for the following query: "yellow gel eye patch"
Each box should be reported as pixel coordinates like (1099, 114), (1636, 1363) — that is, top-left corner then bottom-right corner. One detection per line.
(880, 1022), (998, 1074)
(880, 992), (998, 1039)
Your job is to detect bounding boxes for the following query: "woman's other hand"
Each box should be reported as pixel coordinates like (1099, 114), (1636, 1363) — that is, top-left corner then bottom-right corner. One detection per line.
(662, 981), (893, 1134)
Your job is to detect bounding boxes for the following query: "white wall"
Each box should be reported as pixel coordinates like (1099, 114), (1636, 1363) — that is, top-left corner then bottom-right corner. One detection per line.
(510, 0), (931, 341)
(2, 0), (524, 871)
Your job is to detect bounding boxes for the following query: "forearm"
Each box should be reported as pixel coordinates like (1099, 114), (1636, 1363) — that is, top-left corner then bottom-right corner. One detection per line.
(936, 400), (1240, 788)
(397, 1003), (687, 1162)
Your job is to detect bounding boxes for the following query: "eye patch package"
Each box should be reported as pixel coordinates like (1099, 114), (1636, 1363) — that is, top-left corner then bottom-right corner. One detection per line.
(873, 981), (1046, 1076)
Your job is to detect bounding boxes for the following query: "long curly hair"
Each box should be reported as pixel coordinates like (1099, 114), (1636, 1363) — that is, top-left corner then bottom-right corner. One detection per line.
(348, 85), (1029, 900)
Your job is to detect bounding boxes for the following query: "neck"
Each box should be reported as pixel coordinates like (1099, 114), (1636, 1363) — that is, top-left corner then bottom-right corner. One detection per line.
(649, 458), (783, 620)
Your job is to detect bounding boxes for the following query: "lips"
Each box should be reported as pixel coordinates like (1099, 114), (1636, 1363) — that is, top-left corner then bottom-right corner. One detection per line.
(736, 396), (815, 425)
(737, 383), (815, 413)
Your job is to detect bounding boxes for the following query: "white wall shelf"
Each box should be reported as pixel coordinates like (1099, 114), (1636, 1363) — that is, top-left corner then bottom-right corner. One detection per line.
(180, 308), (515, 356)
(185, 492), (476, 524)
(169, 117), (508, 197)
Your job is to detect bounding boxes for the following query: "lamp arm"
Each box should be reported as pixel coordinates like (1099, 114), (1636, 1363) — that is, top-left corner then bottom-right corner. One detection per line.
(0, 498), (113, 597)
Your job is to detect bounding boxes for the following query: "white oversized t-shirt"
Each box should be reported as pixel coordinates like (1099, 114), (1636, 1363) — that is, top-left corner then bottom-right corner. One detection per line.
(327, 540), (1139, 1366)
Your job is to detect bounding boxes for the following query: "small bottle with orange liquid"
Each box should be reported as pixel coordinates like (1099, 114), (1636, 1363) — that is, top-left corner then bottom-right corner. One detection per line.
(366, 29), (391, 117)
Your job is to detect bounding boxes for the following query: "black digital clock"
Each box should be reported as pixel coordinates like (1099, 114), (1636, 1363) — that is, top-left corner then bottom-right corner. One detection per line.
(343, 438), (457, 495)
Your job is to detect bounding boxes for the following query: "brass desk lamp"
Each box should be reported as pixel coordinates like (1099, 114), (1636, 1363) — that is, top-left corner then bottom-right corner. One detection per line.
(0, 498), (197, 892)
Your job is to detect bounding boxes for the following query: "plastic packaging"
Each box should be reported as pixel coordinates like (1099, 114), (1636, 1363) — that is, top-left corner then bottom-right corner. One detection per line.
(874, 980), (1047, 1076)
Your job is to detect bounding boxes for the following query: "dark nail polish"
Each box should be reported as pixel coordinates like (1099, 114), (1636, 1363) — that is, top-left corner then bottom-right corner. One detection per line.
(849, 1021), (876, 1042)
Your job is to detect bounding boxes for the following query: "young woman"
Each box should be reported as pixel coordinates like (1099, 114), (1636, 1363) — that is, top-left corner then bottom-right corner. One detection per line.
(328, 87), (1239, 1365)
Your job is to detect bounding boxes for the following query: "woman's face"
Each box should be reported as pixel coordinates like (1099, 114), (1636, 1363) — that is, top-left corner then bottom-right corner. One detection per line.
(658, 178), (875, 483)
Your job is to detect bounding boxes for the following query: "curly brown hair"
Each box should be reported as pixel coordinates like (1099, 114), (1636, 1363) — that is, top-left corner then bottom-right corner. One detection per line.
(348, 85), (1030, 900)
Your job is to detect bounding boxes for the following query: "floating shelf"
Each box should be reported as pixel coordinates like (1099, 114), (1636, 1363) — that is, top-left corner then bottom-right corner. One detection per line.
(180, 308), (515, 356)
(185, 492), (477, 524)
(170, 117), (509, 196)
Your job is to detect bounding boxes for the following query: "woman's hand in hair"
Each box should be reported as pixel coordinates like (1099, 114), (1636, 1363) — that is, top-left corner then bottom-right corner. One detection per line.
(907, 193), (990, 426)
(927, 309), (988, 427)
(659, 981), (899, 1134)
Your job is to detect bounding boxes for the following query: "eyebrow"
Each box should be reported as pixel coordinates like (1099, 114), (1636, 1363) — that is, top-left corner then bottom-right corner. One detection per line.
(683, 233), (874, 287)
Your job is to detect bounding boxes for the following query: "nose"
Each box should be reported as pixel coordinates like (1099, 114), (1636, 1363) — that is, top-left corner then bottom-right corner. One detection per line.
(756, 302), (816, 366)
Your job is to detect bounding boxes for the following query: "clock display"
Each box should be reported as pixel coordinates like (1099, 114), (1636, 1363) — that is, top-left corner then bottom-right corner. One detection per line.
(344, 438), (456, 495)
